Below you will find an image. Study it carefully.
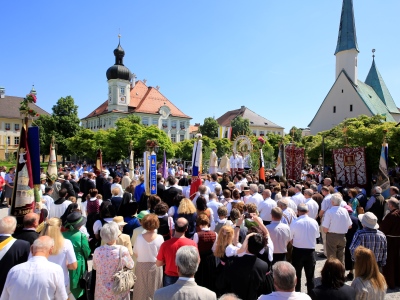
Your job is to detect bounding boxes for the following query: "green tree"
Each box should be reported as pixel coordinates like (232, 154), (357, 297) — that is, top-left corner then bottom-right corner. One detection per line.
(231, 116), (251, 138)
(34, 114), (56, 161)
(199, 117), (219, 138)
(65, 129), (97, 159)
(288, 126), (302, 143)
(250, 136), (274, 172)
(134, 126), (175, 158)
(174, 139), (195, 161)
(266, 133), (291, 158)
(213, 138), (232, 157)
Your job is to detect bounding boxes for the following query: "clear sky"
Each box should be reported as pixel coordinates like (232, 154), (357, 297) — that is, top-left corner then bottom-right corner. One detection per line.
(1, 0), (399, 133)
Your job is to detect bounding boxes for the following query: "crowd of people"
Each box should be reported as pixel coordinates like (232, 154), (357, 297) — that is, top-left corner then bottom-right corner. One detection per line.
(0, 162), (399, 300)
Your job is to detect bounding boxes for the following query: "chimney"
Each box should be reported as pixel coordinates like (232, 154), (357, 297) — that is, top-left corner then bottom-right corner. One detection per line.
(240, 105), (245, 111)
(0, 86), (5, 99)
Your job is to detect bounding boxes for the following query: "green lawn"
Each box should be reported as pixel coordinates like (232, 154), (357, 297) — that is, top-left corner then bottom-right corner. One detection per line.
(0, 161), (48, 171)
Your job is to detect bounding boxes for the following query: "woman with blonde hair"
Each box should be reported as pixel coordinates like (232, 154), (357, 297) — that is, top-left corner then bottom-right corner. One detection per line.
(351, 246), (387, 300)
(177, 198), (197, 239)
(40, 217), (77, 298)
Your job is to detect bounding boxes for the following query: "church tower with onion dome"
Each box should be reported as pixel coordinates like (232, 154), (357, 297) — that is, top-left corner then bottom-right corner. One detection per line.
(106, 36), (132, 112)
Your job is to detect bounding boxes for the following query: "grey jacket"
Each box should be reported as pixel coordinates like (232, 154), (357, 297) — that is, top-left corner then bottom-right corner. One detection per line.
(154, 279), (216, 300)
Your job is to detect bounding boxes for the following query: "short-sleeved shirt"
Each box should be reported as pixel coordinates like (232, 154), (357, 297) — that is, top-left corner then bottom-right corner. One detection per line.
(290, 215), (320, 249)
(47, 239), (77, 286)
(322, 206), (352, 234)
(156, 237), (197, 276)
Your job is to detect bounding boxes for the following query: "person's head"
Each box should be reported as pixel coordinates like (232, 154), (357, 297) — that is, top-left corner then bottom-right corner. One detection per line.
(294, 184), (302, 193)
(330, 193), (343, 206)
(89, 188), (99, 198)
(390, 186), (399, 196)
(348, 188), (357, 198)
(358, 212), (379, 229)
(211, 173), (218, 182)
(23, 213), (39, 229)
(111, 187), (120, 196)
(209, 192), (217, 201)
(100, 201), (116, 219)
(247, 234), (267, 255)
(147, 195), (162, 211)
(0, 216), (17, 234)
(217, 206), (228, 219)
(246, 203), (258, 214)
(196, 196), (208, 211)
(387, 198), (400, 211)
(214, 226), (234, 258)
(58, 188), (67, 198)
(271, 207), (283, 221)
(373, 186), (382, 194)
(321, 257), (345, 289)
(303, 189), (313, 199)
(44, 187), (53, 195)
(40, 218), (64, 255)
(154, 202), (169, 216)
(262, 189), (271, 199)
(272, 261), (297, 292)
(31, 236), (55, 258)
(167, 175), (176, 186)
(196, 213), (210, 228)
(277, 198), (288, 210)
(175, 246), (199, 277)
(249, 184), (258, 195)
(100, 222), (119, 244)
(321, 186), (330, 196)
(198, 185), (207, 195)
(230, 208), (240, 222)
(297, 203), (309, 216)
(310, 184), (318, 192)
(178, 198), (197, 215)
(96, 194), (103, 200)
(174, 217), (189, 233)
(141, 214), (160, 231)
(354, 246), (387, 291)
(218, 294), (241, 300)
(323, 177), (332, 186)
(232, 189), (241, 200)
(258, 184), (265, 194)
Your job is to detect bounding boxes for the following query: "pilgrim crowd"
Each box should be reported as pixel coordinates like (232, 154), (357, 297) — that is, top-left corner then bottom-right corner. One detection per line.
(0, 162), (399, 300)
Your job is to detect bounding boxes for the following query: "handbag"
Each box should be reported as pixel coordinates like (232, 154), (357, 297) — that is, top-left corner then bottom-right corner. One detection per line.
(112, 246), (136, 295)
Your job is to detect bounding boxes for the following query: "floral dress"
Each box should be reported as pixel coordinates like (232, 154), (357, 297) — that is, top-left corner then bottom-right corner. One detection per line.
(93, 244), (134, 300)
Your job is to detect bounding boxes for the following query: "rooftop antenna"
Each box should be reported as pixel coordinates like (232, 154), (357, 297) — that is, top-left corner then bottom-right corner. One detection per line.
(372, 48), (376, 59)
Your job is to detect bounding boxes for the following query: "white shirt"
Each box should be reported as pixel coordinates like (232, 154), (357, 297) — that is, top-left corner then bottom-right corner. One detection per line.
(321, 194), (333, 212)
(247, 192), (263, 207)
(193, 228), (218, 244)
(291, 192), (306, 206)
(93, 217), (114, 234)
(322, 206), (352, 234)
(305, 198), (319, 219)
(258, 291), (312, 300)
(266, 221), (291, 254)
(0, 256), (67, 300)
(207, 199), (223, 221)
(290, 215), (320, 249)
(207, 181), (221, 193)
(42, 195), (54, 214)
(258, 198), (277, 221)
(47, 200), (72, 219)
(132, 234), (164, 263)
(47, 239), (77, 286)
(81, 198), (103, 217)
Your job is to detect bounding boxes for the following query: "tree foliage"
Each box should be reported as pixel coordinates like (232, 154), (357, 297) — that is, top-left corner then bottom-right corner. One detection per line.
(199, 117), (219, 138)
(231, 116), (251, 138)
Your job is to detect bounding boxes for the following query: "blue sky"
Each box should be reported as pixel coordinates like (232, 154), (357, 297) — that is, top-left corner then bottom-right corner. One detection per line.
(1, 0), (399, 133)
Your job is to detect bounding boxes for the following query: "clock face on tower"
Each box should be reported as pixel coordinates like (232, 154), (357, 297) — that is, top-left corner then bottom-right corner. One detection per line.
(119, 97), (126, 104)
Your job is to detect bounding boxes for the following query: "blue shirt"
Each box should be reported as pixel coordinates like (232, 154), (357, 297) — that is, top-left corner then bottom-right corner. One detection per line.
(123, 216), (141, 237)
(134, 183), (145, 203)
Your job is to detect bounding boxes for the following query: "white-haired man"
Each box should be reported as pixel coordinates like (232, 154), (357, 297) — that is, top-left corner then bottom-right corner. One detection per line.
(291, 184), (306, 206)
(304, 189), (319, 220)
(366, 186), (385, 223)
(154, 246), (216, 300)
(247, 184), (263, 207)
(322, 193), (352, 264)
(0, 236), (67, 300)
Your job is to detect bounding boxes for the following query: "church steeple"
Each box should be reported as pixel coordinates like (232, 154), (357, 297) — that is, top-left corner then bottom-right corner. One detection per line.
(335, 0), (359, 55)
(335, 0), (359, 84)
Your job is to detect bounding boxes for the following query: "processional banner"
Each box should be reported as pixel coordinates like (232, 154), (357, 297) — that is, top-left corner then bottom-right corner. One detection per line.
(333, 147), (367, 188)
(285, 145), (304, 180)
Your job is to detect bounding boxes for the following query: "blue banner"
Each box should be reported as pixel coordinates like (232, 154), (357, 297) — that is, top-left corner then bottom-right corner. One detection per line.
(150, 152), (157, 195)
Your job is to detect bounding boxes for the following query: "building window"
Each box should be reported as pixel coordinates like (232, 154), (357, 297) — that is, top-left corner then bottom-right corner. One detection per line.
(278, 132), (281, 135)
(152, 118), (158, 126)
(162, 120), (168, 129)
(14, 137), (19, 145)
(120, 87), (125, 95)
(252, 130), (257, 135)
(14, 124), (20, 131)
(350, 105), (353, 112)
(5, 123), (10, 130)
(171, 120), (177, 129)
(259, 131), (265, 136)
(171, 134), (176, 143)
(142, 117), (149, 126)
(333, 106), (336, 113)
(180, 134), (185, 142)
(180, 121), (185, 130)
(6, 136), (10, 145)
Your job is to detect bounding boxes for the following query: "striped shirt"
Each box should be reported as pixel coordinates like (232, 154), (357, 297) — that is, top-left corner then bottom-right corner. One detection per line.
(349, 228), (387, 266)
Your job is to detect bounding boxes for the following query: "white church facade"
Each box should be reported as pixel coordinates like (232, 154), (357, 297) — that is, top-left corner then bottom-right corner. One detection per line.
(82, 39), (192, 142)
(308, 0), (400, 134)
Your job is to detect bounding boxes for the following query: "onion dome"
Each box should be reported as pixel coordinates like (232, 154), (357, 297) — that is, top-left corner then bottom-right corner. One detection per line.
(106, 39), (131, 81)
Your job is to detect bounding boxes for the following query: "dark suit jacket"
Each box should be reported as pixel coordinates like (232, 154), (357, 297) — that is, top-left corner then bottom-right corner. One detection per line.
(154, 279), (216, 300)
(157, 183), (165, 199)
(70, 179), (80, 195)
(217, 254), (270, 300)
(79, 177), (88, 198)
(15, 229), (39, 245)
(61, 180), (76, 197)
(95, 175), (107, 197)
(103, 182), (112, 200)
(0, 237), (30, 294)
(163, 187), (182, 207)
(311, 284), (356, 300)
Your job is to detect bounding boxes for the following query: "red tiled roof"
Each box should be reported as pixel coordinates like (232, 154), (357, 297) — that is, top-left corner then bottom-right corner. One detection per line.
(83, 80), (191, 119)
(189, 125), (199, 133)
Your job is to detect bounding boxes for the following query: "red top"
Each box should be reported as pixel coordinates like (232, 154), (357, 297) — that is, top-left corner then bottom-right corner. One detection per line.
(0, 176), (4, 191)
(156, 237), (197, 276)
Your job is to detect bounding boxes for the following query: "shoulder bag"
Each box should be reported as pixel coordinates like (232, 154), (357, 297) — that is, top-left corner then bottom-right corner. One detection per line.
(112, 246), (136, 295)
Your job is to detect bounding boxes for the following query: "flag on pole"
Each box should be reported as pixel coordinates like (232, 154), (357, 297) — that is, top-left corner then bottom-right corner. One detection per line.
(378, 142), (390, 198)
(275, 143), (283, 177)
(27, 127), (41, 203)
(162, 150), (168, 179)
(95, 149), (102, 173)
(218, 126), (226, 139)
(259, 148), (265, 184)
(190, 135), (203, 199)
(47, 136), (58, 183)
(227, 127), (233, 140)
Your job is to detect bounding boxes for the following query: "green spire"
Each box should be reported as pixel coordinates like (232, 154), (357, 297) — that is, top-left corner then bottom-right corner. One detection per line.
(335, 0), (359, 55)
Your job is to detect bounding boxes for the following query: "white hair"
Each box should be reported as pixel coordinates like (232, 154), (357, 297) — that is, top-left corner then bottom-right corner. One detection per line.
(249, 184), (258, 193)
(0, 216), (17, 234)
(32, 237), (55, 254)
(240, 182), (247, 189)
(331, 193), (343, 206)
(175, 246), (199, 277)
(100, 222), (119, 243)
(374, 186), (382, 194)
(304, 189), (313, 197)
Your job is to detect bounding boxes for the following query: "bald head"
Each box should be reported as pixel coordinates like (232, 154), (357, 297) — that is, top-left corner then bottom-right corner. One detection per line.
(175, 217), (189, 233)
(23, 213), (39, 229)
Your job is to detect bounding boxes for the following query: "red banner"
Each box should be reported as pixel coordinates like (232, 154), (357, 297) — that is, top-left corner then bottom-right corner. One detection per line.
(285, 145), (304, 180)
(333, 147), (367, 188)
